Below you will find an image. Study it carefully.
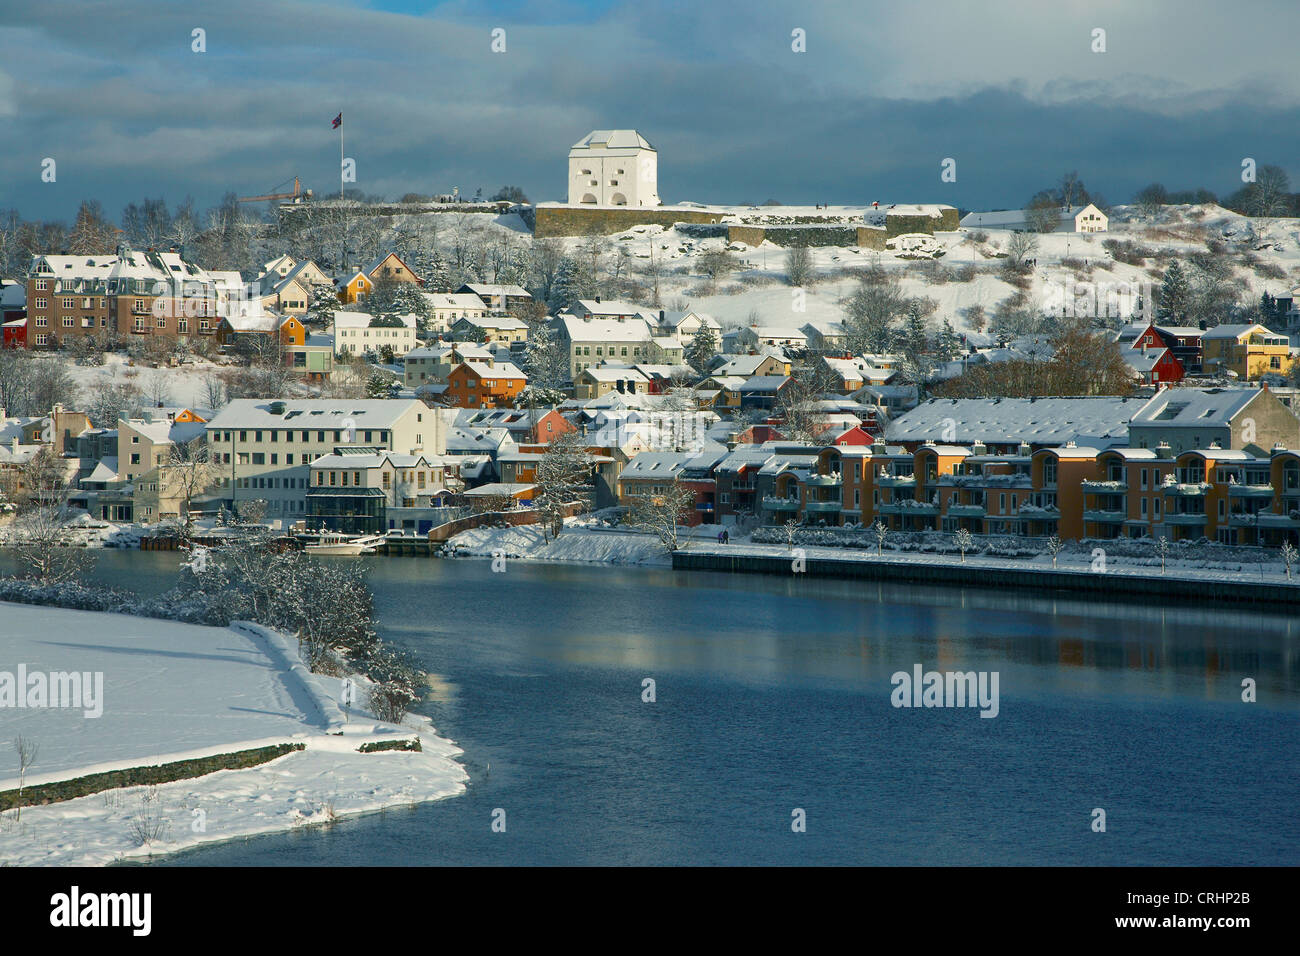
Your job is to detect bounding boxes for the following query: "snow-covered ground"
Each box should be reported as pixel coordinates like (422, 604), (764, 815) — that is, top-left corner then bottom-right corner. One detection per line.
(0, 603), (466, 866)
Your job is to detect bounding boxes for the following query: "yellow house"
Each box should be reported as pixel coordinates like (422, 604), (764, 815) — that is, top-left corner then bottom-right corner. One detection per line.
(1201, 323), (1294, 379)
(337, 270), (373, 305)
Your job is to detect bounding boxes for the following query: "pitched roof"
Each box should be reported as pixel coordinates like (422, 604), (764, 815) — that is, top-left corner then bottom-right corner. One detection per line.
(570, 129), (655, 151)
(206, 399), (422, 429)
(887, 397), (1141, 445)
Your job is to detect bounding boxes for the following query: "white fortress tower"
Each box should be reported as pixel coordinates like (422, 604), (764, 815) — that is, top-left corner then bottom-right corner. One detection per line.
(567, 129), (660, 207)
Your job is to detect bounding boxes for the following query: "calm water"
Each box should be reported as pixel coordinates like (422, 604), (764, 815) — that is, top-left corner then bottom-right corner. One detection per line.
(2, 548), (1297, 865)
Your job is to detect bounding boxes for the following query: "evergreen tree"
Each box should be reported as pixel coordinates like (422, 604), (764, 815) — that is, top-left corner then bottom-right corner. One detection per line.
(937, 319), (961, 361)
(1158, 261), (1191, 322)
(900, 301), (931, 361)
(548, 257), (589, 314)
(684, 324), (719, 374)
(365, 371), (392, 398)
(306, 285), (338, 328)
(421, 251), (454, 293)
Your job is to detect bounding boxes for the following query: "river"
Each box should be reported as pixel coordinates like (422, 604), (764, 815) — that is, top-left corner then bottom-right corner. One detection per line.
(1, 548), (1295, 865)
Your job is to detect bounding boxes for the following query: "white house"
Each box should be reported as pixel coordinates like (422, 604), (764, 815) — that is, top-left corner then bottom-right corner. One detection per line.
(568, 129), (660, 207)
(420, 292), (487, 333)
(959, 202), (1108, 233)
(331, 312), (419, 357)
(1071, 203), (1108, 233)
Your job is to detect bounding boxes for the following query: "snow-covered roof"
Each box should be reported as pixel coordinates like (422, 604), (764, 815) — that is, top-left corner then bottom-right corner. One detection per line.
(1201, 323), (1269, 340)
(121, 419), (205, 445)
(556, 315), (654, 342)
(887, 397), (1141, 445)
(457, 314), (527, 330)
(334, 311), (417, 330)
(455, 360), (526, 380)
(422, 292), (487, 311)
(207, 399), (422, 430)
(84, 458), (119, 483)
(1129, 388), (1259, 427)
(224, 313), (292, 333)
(581, 366), (650, 382)
(567, 299), (653, 318)
(460, 283), (530, 299)
(570, 129), (655, 152)
(619, 452), (696, 480)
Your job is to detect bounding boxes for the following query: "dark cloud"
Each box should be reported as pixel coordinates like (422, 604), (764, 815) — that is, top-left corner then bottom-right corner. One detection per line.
(0, 0), (1295, 222)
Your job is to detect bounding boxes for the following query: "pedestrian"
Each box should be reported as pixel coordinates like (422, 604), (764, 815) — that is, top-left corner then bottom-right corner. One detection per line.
(722, 529), (730, 544)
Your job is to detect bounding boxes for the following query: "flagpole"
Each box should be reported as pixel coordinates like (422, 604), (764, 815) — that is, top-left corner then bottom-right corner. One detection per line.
(339, 116), (344, 202)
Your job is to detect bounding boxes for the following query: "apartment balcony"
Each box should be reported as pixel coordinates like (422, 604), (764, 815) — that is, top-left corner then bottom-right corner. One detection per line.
(1256, 512), (1300, 528)
(805, 473), (842, 487)
(1083, 509), (1126, 523)
(1227, 484), (1275, 499)
(874, 474), (916, 488)
(1080, 479), (1127, 493)
(1163, 483), (1210, 497)
(804, 500), (842, 514)
(1164, 512), (1209, 525)
(879, 501), (939, 516)
(762, 496), (802, 512)
(1228, 511), (1264, 526)
(946, 503), (987, 518)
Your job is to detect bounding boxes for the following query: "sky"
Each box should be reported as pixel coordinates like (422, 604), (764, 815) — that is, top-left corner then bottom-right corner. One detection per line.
(0, 0), (1297, 223)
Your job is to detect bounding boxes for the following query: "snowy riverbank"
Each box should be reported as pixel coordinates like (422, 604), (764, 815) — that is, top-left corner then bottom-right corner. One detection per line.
(444, 519), (1300, 588)
(0, 603), (466, 866)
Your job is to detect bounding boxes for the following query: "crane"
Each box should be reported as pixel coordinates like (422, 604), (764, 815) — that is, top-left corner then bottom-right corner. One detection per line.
(238, 176), (312, 203)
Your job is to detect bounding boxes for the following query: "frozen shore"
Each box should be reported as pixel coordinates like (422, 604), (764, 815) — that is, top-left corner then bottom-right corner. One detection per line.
(0, 603), (466, 866)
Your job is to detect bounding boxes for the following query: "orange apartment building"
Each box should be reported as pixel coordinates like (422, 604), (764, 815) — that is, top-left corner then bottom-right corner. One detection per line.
(751, 437), (1300, 547)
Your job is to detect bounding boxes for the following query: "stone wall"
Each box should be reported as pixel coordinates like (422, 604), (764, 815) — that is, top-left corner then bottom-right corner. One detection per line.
(533, 205), (726, 237)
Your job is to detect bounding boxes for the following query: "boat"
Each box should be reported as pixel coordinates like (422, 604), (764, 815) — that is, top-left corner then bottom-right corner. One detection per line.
(304, 533), (385, 556)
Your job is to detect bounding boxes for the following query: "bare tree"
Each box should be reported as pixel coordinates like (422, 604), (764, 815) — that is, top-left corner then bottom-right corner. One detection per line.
(11, 499), (93, 584)
(533, 430), (595, 540)
(953, 527), (974, 562)
(627, 476), (697, 552)
(1045, 533), (1065, 568)
(11, 736), (38, 823)
(785, 245), (814, 286)
(1006, 231), (1039, 269)
(166, 437), (219, 538)
(872, 519), (888, 556)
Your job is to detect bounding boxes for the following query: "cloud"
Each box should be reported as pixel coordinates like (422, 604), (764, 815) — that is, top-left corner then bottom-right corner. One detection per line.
(0, 0), (1295, 221)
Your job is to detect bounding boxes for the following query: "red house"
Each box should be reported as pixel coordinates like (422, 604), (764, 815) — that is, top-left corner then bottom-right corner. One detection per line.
(1125, 346), (1185, 385)
(2, 318), (26, 349)
(828, 424), (875, 446)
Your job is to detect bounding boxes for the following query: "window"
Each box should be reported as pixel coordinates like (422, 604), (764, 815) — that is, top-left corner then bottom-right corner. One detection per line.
(63, 316), (74, 327)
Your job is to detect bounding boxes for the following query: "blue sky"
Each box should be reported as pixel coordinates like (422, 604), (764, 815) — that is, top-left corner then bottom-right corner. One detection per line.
(0, 0), (1296, 222)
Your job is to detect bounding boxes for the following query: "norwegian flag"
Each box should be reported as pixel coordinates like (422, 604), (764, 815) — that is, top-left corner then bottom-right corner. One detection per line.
(331, 113), (342, 129)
